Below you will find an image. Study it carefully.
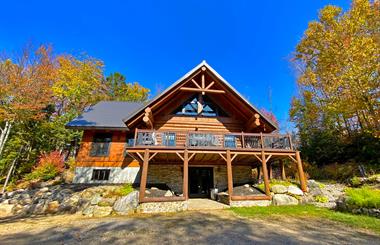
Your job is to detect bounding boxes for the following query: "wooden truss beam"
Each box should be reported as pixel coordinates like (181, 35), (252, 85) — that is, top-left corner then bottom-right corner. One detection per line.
(179, 87), (226, 94)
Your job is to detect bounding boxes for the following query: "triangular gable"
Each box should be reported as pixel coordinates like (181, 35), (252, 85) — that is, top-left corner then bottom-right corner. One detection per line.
(123, 61), (278, 131)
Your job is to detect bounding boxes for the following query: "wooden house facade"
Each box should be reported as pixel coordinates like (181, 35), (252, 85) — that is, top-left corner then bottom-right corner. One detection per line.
(67, 61), (307, 205)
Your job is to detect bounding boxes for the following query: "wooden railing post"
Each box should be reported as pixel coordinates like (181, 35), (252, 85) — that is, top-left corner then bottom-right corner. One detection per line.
(261, 150), (270, 196)
(260, 132), (264, 149)
(134, 128), (138, 147)
(226, 150), (233, 202)
(288, 133), (293, 150)
(139, 149), (150, 203)
(183, 149), (189, 200)
(295, 151), (307, 192)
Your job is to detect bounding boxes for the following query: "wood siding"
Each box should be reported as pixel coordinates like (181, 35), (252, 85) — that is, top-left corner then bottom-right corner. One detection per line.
(76, 130), (140, 167)
(154, 115), (243, 132)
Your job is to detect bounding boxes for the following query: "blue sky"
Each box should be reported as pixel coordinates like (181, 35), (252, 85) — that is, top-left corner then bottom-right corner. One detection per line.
(0, 0), (349, 131)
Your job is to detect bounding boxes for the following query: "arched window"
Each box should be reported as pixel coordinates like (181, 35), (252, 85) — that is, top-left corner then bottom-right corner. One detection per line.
(173, 95), (228, 117)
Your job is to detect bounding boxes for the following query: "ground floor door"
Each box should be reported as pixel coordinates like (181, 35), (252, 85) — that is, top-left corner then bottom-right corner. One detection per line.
(189, 167), (214, 198)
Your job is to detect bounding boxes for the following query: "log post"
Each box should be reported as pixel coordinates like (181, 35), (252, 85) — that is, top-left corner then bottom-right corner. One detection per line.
(183, 150), (189, 200)
(226, 150), (233, 201)
(295, 151), (307, 192)
(280, 159), (286, 180)
(139, 149), (150, 203)
(257, 166), (261, 181)
(261, 151), (270, 196)
(268, 162), (273, 180)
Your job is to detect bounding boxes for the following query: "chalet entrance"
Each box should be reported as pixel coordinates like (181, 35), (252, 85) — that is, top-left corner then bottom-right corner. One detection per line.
(189, 167), (214, 198)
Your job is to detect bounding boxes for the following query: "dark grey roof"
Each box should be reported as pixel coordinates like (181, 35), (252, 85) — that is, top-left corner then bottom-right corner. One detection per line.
(66, 101), (145, 130)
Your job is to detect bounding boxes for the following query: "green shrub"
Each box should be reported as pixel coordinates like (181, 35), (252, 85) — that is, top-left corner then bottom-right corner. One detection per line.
(104, 184), (135, 197)
(345, 186), (380, 209)
(315, 195), (329, 203)
(350, 176), (362, 187)
(25, 151), (64, 181)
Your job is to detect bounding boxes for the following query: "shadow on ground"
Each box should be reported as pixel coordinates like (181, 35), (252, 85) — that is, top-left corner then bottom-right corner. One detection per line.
(0, 211), (378, 245)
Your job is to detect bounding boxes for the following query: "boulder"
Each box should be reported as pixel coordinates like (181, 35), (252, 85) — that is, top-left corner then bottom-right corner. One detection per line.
(272, 194), (299, 206)
(307, 180), (320, 189)
(244, 184), (250, 188)
(90, 194), (102, 205)
(46, 201), (60, 213)
(39, 187), (49, 193)
(287, 186), (304, 196)
(113, 191), (139, 215)
(93, 206), (113, 217)
(0, 203), (15, 217)
(82, 205), (95, 217)
(164, 190), (173, 197)
(270, 185), (288, 194)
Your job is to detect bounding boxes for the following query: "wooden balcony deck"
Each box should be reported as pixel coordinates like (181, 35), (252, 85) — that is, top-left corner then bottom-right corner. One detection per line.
(127, 129), (295, 152)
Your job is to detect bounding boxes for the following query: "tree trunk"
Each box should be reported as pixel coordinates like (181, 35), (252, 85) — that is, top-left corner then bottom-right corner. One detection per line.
(1, 146), (23, 194)
(1, 157), (17, 194)
(0, 121), (12, 157)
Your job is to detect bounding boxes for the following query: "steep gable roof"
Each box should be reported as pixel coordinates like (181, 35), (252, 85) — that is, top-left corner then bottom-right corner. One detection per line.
(123, 60), (278, 131)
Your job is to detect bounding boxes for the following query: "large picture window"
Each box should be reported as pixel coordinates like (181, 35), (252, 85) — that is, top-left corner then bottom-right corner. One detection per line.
(173, 95), (228, 117)
(90, 133), (112, 157)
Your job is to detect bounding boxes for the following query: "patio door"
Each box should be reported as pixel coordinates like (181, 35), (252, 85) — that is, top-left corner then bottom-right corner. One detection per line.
(189, 167), (214, 198)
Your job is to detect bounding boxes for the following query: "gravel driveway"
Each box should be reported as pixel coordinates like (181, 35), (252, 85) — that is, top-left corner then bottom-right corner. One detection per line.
(0, 210), (379, 244)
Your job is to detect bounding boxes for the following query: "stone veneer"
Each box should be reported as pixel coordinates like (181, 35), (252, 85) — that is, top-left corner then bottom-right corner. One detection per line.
(147, 165), (253, 193)
(139, 201), (188, 213)
(214, 165), (253, 191)
(147, 165), (183, 193)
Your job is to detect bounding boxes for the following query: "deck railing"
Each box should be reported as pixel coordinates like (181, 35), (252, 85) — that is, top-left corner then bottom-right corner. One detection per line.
(132, 129), (293, 151)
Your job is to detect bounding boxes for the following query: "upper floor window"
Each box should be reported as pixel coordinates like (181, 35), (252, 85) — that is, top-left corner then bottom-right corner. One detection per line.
(173, 95), (228, 117)
(90, 133), (112, 157)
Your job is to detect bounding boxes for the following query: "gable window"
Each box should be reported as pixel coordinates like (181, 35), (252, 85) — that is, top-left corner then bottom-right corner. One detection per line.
(91, 169), (111, 181)
(90, 133), (112, 157)
(173, 95), (228, 117)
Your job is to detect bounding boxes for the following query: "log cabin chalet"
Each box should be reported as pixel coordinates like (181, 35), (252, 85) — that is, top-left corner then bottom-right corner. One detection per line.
(67, 61), (307, 205)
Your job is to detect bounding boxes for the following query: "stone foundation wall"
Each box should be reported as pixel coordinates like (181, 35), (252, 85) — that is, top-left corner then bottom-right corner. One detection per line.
(214, 165), (253, 191)
(147, 165), (183, 194)
(139, 201), (188, 213)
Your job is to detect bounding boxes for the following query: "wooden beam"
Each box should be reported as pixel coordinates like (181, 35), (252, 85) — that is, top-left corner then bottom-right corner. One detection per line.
(265, 154), (272, 163)
(288, 155), (297, 163)
(226, 150), (233, 202)
(139, 149), (149, 203)
(261, 150), (270, 196)
(188, 152), (196, 161)
(179, 87), (226, 94)
(136, 152), (144, 162)
(183, 149), (189, 199)
(253, 153), (262, 163)
(231, 195), (272, 201)
(218, 153), (227, 162)
(231, 154), (238, 162)
(148, 152), (157, 161)
(176, 152), (184, 161)
(280, 159), (286, 180)
(268, 162), (273, 179)
(205, 81), (215, 90)
(296, 151), (307, 192)
(191, 79), (201, 89)
(245, 113), (261, 131)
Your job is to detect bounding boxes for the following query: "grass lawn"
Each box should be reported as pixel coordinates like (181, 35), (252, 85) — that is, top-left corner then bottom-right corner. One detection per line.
(231, 205), (380, 234)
